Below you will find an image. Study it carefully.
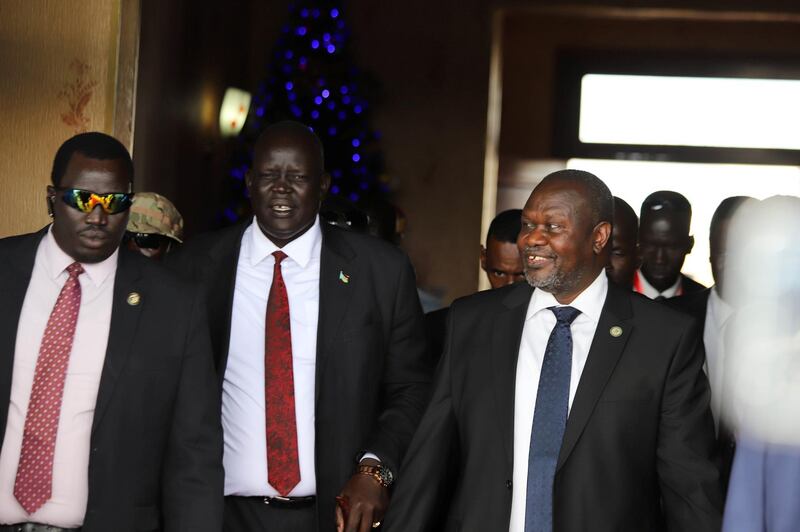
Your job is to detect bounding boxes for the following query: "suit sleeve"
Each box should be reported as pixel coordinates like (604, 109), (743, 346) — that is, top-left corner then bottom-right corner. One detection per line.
(657, 316), (724, 531)
(382, 303), (459, 532)
(161, 289), (224, 532)
(363, 254), (433, 476)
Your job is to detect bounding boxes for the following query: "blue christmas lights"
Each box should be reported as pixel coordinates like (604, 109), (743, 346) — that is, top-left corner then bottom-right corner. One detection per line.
(223, 1), (388, 223)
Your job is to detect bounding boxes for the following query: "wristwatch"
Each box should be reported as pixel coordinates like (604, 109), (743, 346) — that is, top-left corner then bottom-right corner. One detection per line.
(357, 463), (395, 488)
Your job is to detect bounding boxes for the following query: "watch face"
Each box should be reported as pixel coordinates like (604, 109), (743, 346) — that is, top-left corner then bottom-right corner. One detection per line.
(380, 466), (394, 485)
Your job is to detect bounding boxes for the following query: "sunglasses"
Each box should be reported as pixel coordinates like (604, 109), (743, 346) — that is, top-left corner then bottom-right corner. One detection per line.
(125, 232), (171, 250)
(54, 187), (134, 215)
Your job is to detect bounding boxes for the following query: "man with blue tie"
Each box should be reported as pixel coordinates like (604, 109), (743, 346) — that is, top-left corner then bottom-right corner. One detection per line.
(383, 169), (722, 531)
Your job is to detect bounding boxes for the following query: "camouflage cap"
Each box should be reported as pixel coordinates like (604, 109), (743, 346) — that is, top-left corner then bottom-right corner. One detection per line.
(126, 192), (184, 243)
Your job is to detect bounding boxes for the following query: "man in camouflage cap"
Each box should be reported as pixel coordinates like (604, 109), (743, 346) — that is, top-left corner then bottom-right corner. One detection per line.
(125, 192), (183, 260)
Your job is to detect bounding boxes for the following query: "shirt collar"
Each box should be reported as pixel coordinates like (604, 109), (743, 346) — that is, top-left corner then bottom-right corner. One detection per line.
(248, 215), (322, 269)
(637, 269), (682, 299)
(42, 225), (118, 287)
(527, 270), (608, 323)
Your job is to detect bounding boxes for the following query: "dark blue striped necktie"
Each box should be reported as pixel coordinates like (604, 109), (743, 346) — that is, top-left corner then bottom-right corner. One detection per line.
(524, 305), (580, 532)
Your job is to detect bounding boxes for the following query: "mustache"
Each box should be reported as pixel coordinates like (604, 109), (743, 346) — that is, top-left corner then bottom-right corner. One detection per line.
(522, 247), (556, 259)
(79, 226), (110, 236)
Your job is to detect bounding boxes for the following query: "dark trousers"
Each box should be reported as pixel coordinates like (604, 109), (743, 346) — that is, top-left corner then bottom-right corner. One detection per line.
(224, 496), (317, 532)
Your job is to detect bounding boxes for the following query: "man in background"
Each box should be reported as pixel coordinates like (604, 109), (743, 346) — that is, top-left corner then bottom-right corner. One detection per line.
(606, 196), (639, 290)
(670, 195), (753, 489)
(124, 192), (184, 260)
(425, 209), (524, 364)
(636, 190), (706, 299)
(0, 132), (222, 532)
(481, 209), (525, 289)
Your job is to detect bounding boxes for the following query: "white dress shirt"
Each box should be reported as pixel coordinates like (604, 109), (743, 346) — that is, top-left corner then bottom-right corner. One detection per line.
(0, 228), (116, 527)
(704, 286), (733, 433)
(635, 269), (683, 299)
(223, 218), (321, 497)
(508, 272), (607, 532)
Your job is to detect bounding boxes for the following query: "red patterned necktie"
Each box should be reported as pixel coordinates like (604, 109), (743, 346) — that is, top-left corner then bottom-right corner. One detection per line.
(14, 262), (84, 514)
(265, 251), (300, 496)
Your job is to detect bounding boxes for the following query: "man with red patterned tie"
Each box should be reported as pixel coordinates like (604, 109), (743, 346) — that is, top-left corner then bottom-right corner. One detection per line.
(171, 121), (430, 531)
(0, 132), (223, 532)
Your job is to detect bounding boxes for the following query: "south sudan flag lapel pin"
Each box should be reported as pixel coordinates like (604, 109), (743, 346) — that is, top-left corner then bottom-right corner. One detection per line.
(339, 270), (350, 284)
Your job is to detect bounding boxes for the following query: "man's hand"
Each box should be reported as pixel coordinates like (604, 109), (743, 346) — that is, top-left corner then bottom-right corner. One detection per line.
(335, 458), (389, 532)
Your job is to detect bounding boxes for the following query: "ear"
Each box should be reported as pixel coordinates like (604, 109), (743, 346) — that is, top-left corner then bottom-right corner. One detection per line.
(320, 172), (331, 199)
(46, 186), (55, 217)
(244, 170), (254, 193)
(687, 235), (695, 254)
(592, 221), (612, 255)
(480, 245), (488, 272)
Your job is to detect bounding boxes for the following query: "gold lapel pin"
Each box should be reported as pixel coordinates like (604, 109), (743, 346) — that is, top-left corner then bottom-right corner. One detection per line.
(609, 326), (623, 338)
(339, 271), (350, 284)
(127, 292), (141, 306)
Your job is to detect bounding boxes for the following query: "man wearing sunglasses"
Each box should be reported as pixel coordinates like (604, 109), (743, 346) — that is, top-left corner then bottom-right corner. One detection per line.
(171, 121), (430, 532)
(0, 132), (223, 532)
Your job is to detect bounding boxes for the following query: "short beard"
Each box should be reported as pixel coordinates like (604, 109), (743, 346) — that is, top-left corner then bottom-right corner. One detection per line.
(525, 262), (585, 296)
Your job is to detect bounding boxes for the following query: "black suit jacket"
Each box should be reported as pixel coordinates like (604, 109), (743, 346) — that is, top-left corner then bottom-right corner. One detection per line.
(0, 229), (223, 532)
(669, 288), (736, 491)
(170, 222), (431, 529)
(680, 274), (707, 296)
(424, 306), (449, 368)
(668, 288), (710, 330)
(384, 281), (723, 532)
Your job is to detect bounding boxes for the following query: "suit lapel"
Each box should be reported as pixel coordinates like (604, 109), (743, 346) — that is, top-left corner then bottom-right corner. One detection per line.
(208, 223), (247, 380)
(0, 230), (46, 444)
(492, 283), (533, 464)
(557, 283), (633, 471)
(315, 225), (357, 405)
(91, 250), (143, 436)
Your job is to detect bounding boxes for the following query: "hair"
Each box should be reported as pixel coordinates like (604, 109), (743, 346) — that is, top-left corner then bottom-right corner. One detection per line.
(640, 190), (692, 221)
(539, 169), (613, 227)
(612, 196), (638, 232)
(51, 132), (133, 186)
(487, 209), (523, 244)
(710, 196), (751, 239)
(254, 120), (325, 171)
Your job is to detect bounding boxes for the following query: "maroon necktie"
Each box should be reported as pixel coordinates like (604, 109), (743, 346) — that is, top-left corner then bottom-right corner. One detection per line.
(14, 262), (84, 514)
(265, 251), (300, 495)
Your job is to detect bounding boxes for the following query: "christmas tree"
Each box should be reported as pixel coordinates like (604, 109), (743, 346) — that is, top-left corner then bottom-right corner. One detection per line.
(220, 0), (389, 225)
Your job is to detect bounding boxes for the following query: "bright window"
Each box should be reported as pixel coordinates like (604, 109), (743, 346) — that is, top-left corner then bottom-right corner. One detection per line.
(579, 74), (800, 150)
